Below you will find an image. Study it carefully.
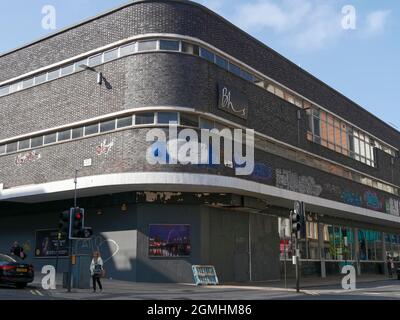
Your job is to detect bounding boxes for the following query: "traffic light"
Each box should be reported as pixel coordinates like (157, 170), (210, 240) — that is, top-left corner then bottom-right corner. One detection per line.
(291, 201), (306, 239)
(69, 207), (84, 239)
(58, 210), (70, 237)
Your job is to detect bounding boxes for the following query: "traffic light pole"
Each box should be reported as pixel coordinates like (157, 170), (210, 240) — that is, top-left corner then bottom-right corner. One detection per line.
(295, 236), (300, 293)
(67, 170), (78, 293)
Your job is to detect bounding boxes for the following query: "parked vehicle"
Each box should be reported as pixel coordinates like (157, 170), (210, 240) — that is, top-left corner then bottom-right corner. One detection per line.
(0, 254), (34, 288)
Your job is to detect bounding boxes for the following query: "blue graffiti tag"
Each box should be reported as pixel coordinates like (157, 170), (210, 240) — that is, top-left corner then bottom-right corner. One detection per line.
(364, 191), (382, 211)
(251, 163), (273, 181)
(341, 191), (362, 207)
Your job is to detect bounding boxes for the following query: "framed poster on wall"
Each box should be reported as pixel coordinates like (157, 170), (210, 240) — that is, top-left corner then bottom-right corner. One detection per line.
(148, 224), (191, 257)
(34, 229), (69, 258)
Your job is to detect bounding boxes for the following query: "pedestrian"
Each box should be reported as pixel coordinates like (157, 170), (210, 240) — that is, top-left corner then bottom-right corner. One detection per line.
(387, 255), (394, 278)
(10, 241), (26, 259)
(90, 251), (104, 293)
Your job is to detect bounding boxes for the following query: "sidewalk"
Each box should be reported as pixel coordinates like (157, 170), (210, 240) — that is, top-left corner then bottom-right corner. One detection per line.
(31, 273), (395, 300)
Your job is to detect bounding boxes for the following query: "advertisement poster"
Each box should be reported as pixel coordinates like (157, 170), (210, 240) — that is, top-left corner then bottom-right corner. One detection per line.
(35, 229), (69, 257)
(149, 224), (191, 257)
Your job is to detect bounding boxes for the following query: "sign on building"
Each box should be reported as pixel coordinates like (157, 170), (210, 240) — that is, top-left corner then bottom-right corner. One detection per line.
(218, 83), (249, 119)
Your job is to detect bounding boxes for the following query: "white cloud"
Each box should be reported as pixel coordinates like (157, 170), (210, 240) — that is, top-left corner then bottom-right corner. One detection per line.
(232, 0), (343, 51)
(364, 10), (391, 37)
(195, 1), (392, 51)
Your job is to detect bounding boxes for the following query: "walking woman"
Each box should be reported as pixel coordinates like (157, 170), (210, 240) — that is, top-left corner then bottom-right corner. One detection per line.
(90, 251), (104, 293)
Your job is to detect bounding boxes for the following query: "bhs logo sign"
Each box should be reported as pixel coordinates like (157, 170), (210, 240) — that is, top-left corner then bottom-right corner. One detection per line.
(218, 83), (248, 120)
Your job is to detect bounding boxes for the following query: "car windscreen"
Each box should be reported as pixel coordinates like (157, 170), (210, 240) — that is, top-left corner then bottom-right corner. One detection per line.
(0, 254), (19, 263)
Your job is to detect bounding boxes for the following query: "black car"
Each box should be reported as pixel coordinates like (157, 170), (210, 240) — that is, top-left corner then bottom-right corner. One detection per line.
(0, 254), (34, 288)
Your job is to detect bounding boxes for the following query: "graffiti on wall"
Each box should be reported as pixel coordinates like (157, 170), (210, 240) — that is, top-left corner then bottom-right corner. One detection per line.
(341, 191), (362, 207)
(386, 198), (400, 217)
(15, 150), (41, 166)
(324, 183), (342, 197)
(75, 234), (120, 264)
(364, 191), (383, 211)
(96, 139), (114, 155)
(275, 169), (322, 197)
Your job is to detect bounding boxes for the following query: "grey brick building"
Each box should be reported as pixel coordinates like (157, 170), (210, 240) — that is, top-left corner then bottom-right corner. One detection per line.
(0, 0), (399, 283)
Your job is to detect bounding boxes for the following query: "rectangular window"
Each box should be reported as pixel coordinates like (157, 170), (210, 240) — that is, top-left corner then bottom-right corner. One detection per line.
(157, 112), (178, 124)
(0, 86), (9, 96)
(284, 93), (295, 104)
(47, 69), (60, 81)
(60, 64), (74, 76)
(215, 55), (228, 70)
(103, 49), (119, 62)
(313, 116), (321, 138)
(327, 115), (335, 150)
(135, 113), (154, 125)
(182, 42), (199, 55)
(75, 59), (89, 71)
(266, 84), (275, 94)
(58, 129), (71, 142)
(72, 127), (84, 139)
(319, 111), (327, 146)
(241, 70), (255, 82)
(0, 144), (5, 154)
(89, 54), (103, 67)
(159, 40), (180, 51)
(341, 123), (349, 155)
(354, 136), (360, 161)
(35, 73), (47, 85)
(138, 40), (157, 52)
(120, 43), (136, 56)
(294, 98), (303, 108)
(117, 116), (133, 128)
(85, 123), (99, 136)
(6, 142), (18, 153)
(180, 113), (199, 127)
(306, 109), (313, 132)
(31, 136), (43, 148)
(44, 133), (57, 145)
(22, 78), (35, 89)
(200, 48), (215, 63)
(100, 119), (116, 133)
(275, 87), (284, 99)
(255, 79), (265, 88)
(18, 139), (30, 150)
(229, 63), (241, 77)
(199, 118), (215, 130)
(9, 82), (22, 93)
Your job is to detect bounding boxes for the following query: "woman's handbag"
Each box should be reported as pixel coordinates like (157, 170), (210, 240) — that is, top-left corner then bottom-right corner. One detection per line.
(94, 264), (103, 277)
(101, 268), (106, 278)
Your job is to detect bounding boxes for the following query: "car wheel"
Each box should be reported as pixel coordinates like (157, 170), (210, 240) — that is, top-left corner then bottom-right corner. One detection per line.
(16, 283), (27, 289)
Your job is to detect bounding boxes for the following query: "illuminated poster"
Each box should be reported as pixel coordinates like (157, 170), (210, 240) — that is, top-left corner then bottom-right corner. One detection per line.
(149, 224), (191, 257)
(35, 229), (69, 257)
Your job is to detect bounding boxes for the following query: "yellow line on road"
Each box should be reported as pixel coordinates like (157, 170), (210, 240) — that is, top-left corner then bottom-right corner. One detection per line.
(35, 290), (44, 296)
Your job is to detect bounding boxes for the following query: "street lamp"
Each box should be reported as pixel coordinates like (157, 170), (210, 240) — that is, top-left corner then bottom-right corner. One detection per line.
(79, 64), (103, 85)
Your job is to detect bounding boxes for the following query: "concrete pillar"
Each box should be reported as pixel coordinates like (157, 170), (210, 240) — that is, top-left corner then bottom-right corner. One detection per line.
(318, 223), (326, 278)
(354, 228), (361, 276)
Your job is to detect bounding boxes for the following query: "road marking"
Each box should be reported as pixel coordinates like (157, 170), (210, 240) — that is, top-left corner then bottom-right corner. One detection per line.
(303, 290), (320, 296)
(30, 290), (37, 296)
(35, 290), (44, 296)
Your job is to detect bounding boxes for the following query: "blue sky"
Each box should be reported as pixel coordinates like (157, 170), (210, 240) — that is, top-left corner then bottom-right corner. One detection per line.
(1, 0), (399, 129)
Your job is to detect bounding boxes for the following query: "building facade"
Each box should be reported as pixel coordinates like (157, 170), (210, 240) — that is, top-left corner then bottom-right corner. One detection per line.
(1, 0), (400, 283)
